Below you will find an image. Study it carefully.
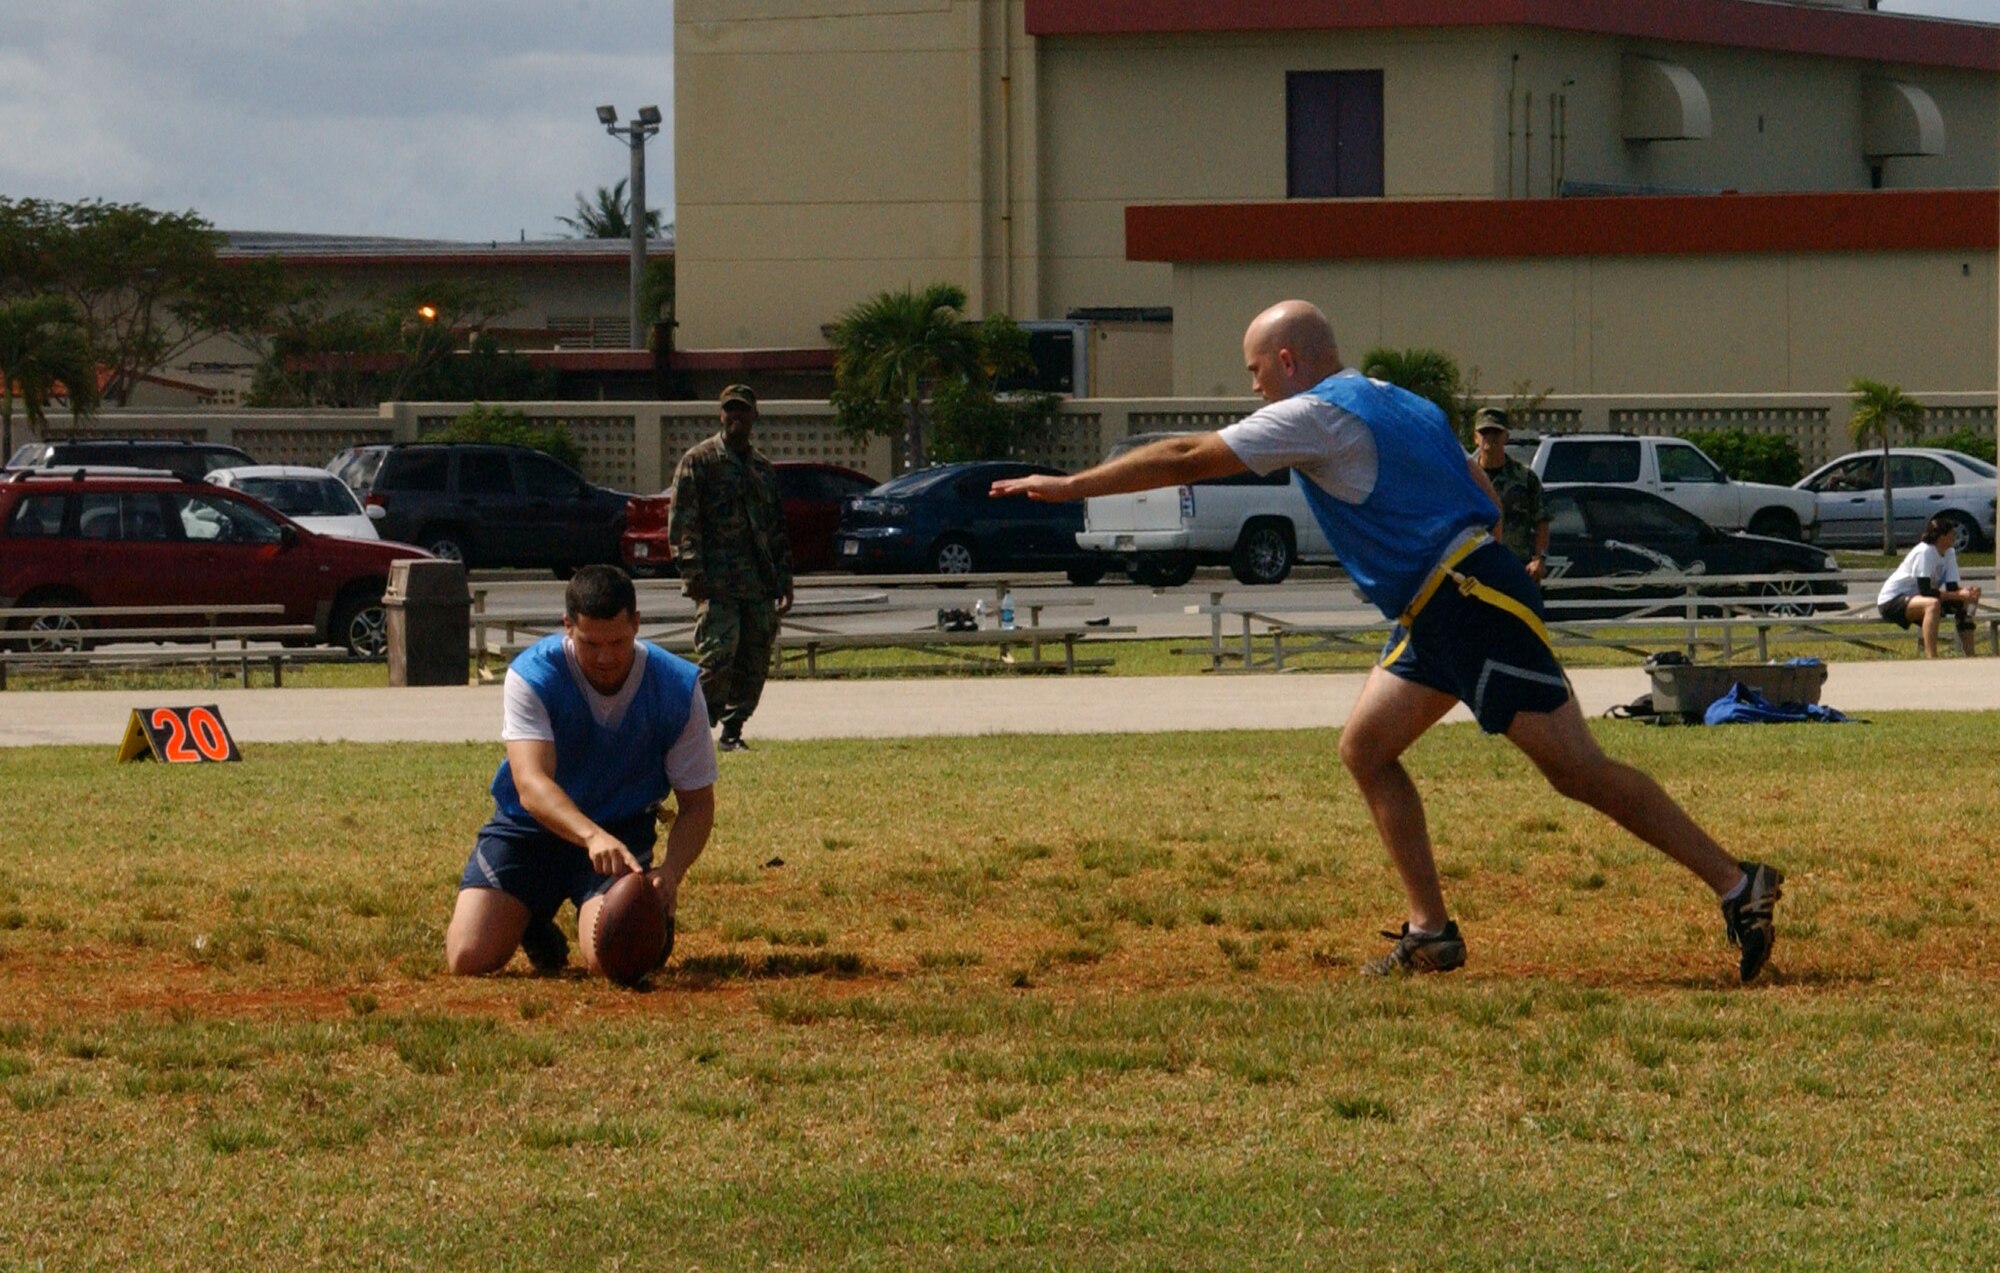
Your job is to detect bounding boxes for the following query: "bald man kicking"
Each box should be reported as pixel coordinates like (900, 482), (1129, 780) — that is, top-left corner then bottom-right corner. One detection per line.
(992, 301), (1784, 982)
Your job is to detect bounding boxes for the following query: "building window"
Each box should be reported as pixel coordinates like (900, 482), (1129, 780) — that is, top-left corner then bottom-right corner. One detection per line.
(1287, 70), (1384, 198)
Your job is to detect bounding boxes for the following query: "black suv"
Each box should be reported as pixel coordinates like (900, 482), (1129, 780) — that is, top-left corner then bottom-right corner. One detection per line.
(7, 439), (257, 480)
(329, 443), (629, 574)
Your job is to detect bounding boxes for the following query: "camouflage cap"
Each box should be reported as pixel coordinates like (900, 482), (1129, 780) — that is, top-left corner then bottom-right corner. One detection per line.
(719, 383), (758, 409)
(1472, 406), (1510, 433)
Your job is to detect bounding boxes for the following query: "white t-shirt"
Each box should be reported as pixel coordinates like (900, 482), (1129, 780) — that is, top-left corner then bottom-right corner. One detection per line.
(502, 638), (717, 792)
(1878, 543), (1957, 605)
(1215, 385), (1380, 504)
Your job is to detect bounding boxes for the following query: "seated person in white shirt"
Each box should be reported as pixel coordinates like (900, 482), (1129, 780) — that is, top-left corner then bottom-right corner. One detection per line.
(1877, 515), (1983, 658)
(446, 565), (718, 977)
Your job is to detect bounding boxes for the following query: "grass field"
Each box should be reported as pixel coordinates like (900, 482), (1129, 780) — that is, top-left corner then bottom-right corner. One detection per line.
(4, 715), (1999, 1268)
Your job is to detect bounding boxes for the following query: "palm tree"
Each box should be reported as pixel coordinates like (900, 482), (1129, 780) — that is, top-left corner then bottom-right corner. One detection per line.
(1360, 346), (1472, 439)
(555, 179), (664, 239)
(828, 283), (983, 471)
(1847, 377), (1926, 554)
(0, 295), (100, 461)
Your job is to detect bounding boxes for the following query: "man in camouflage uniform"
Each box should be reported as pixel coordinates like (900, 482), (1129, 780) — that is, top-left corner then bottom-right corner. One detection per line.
(1471, 407), (1549, 587)
(669, 384), (794, 751)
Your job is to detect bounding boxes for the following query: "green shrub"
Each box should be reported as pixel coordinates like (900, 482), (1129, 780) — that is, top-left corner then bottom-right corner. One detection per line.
(1931, 426), (1996, 464)
(1679, 428), (1803, 485)
(428, 403), (583, 472)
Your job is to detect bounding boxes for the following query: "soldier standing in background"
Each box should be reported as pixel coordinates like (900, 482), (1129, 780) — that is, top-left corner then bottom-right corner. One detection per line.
(669, 384), (794, 751)
(1471, 408), (1549, 587)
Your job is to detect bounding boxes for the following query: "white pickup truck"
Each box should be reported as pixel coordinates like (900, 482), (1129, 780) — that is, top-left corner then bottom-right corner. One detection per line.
(1527, 434), (1820, 541)
(1076, 432), (1338, 586)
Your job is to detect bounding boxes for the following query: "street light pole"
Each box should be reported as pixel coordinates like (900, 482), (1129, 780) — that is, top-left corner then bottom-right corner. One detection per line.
(598, 104), (662, 351)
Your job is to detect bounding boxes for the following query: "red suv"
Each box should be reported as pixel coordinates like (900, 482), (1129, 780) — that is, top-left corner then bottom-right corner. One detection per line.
(0, 469), (431, 656)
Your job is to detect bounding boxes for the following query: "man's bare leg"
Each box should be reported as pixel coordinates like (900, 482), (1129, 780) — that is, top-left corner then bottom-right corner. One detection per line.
(1338, 666), (1461, 931)
(1505, 697), (1742, 895)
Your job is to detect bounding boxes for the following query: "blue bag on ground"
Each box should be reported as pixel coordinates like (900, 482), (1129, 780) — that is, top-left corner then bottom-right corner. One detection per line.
(1702, 681), (1852, 726)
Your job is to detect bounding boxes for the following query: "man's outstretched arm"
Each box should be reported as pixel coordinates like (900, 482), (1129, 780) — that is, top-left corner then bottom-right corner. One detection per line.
(990, 433), (1247, 502)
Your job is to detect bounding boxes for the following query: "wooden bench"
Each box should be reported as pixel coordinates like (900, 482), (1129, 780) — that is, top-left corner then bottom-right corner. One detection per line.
(0, 604), (330, 689)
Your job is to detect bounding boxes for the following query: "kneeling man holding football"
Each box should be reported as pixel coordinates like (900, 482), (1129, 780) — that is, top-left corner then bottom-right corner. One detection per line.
(447, 565), (716, 981)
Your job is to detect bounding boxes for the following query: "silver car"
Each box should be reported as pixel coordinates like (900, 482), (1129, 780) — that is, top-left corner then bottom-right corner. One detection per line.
(1795, 448), (1995, 550)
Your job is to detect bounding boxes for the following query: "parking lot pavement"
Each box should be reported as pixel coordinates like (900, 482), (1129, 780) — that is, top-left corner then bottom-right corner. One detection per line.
(3, 660), (1996, 749)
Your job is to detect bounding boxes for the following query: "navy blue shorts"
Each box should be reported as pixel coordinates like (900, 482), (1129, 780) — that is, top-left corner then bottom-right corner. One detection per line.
(1381, 541), (1570, 734)
(458, 812), (658, 923)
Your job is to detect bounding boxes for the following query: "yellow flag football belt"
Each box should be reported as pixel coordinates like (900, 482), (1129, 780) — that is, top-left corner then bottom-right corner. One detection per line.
(1381, 533), (1553, 668)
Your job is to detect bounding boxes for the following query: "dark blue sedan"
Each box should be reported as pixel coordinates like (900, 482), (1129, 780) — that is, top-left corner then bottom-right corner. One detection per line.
(834, 461), (1108, 583)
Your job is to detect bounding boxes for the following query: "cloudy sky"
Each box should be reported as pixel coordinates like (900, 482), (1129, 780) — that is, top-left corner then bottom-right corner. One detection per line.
(0, 1), (1990, 243)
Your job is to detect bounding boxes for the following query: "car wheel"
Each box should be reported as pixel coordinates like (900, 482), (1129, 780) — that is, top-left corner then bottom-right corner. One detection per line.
(419, 527), (469, 564)
(1230, 520), (1294, 585)
(1065, 562), (1108, 586)
(1936, 510), (1982, 553)
(331, 588), (389, 658)
(1747, 509), (1802, 541)
(6, 591), (91, 653)
(1130, 555), (1196, 588)
(930, 536), (976, 575)
(1755, 574), (1816, 618)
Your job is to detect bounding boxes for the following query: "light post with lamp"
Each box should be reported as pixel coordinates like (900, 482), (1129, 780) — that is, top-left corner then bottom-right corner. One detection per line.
(597, 104), (662, 351)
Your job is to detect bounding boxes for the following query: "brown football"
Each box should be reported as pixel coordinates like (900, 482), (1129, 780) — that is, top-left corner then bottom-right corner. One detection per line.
(590, 873), (667, 986)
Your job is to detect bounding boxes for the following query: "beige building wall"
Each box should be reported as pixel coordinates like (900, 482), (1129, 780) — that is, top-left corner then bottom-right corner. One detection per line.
(676, 0), (1040, 348)
(676, 7), (1997, 324)
(1169, 249), (1999, 399)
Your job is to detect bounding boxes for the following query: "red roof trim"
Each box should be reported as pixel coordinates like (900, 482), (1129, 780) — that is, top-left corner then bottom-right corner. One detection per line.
(1025, 0), (2000, 73)
(1127, 190), (2000, 263)
(519, 350), (657, 371)
(666, 348), (836, 372)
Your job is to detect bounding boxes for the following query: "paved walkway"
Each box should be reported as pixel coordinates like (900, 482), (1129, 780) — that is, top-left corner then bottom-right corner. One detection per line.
(2, 660), (1995, 747)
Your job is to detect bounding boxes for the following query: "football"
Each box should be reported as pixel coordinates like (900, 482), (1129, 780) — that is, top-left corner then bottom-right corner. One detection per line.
(590, 872), (668, 986)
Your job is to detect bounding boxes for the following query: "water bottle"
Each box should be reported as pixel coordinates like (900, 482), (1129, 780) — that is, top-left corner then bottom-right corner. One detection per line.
(973, 598), (988, 629)
(999, 589), (1016, 631)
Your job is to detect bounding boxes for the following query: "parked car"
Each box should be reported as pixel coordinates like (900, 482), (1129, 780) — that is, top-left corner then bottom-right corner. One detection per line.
(205, 465), (379, 539)
(621, 461), (878, 577)
(327, 442), (629, 575)
(1541, 483), (1842, 618)
(1528, 434), (1820, 541)
(1794, 448), (1996, 550)
(835, 461), (1107, 582)
(1076, 432), (1339, 586)
(0, 469), (430, 655)
(7, 438), (257, 480)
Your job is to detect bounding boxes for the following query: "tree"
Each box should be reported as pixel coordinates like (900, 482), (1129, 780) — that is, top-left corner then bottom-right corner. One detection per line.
(556, 180), (664, 240)
(430, 403), (583, 471)
(0, 296), (99, 460)
(1360, 346), (1477, 441)
(1847, 378), (1926, 553)
(0, 197), (289, 405)
(247, 279), (545, 408)
(829, 283), (988, 471)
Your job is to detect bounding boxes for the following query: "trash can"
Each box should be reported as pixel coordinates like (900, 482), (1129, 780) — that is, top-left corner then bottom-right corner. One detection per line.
(384, 559), (470, 687)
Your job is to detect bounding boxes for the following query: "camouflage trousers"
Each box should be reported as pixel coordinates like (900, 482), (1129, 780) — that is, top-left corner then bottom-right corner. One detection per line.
(693, 595), (781, 733)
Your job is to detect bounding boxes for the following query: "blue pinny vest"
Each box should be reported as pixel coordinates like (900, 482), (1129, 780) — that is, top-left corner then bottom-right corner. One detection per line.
(489, 636), (701, 829)
(1292, 372), (1497, 620)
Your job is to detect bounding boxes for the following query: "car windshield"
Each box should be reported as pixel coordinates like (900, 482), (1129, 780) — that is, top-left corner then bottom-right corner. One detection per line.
(870, 468), (966, 497)
(236, 476), (363, 517)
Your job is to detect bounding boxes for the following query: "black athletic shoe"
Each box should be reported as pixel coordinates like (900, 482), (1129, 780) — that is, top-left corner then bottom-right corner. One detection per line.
(1361, 920), (1467, 976)
(1721, 861), (1784, 982)
(520, 916), (569, 975)
(718, 729), (747, 752)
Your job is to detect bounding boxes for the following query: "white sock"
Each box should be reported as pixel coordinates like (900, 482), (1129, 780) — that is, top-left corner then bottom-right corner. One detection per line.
(1719, 874), (1749, 904)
